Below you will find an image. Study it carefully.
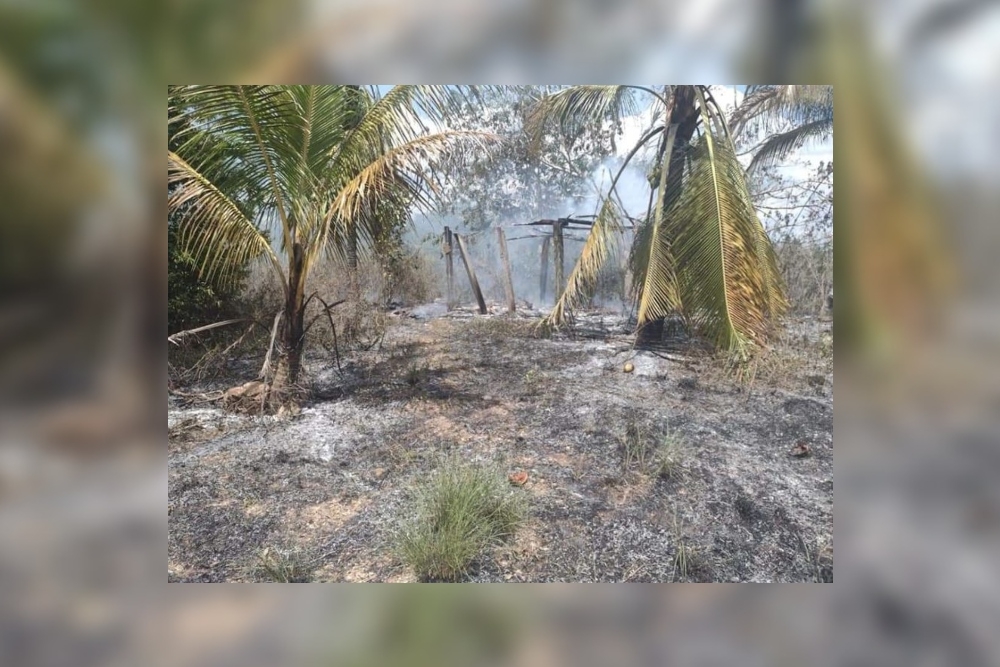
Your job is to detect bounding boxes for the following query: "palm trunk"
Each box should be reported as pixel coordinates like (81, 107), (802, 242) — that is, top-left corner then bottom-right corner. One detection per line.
(272, 242), (306, 396)
(637, 86), (701, 346)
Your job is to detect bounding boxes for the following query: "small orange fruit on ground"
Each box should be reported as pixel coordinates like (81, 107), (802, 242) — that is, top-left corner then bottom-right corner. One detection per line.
(509, 470), (528, 486)
(624, 362), (634, 373)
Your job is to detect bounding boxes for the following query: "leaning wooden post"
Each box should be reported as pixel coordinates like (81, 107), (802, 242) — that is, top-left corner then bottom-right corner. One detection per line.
(455, 233), (488, 314)
(552, 220), (565, 299)
(443, 226), (455, 310)
(496, 227), (516, 313)
(539, 236), (550, 303)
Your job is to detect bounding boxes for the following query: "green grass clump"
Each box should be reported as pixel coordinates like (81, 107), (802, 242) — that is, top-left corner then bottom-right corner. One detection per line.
(399, 459), (525, 581)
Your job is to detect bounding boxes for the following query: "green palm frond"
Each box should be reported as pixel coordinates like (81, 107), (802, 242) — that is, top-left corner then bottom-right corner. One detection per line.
(168, 150), (282, 289)
(317, 130), (497, 266)
(666, 129), (777, 355)
(336, 86), (479, 168)
(752, 210), (788, 321)
(281, 85), (358, 194)
(545, 197), (627, 327)
(169, 85), (306, 252)
(543, 123), (666, 327)
(636, 124), (682, 327)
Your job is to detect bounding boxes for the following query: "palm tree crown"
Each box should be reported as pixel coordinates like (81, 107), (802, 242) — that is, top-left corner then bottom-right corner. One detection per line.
(168, 85), (493, 392)
(532, 85), (787, 357)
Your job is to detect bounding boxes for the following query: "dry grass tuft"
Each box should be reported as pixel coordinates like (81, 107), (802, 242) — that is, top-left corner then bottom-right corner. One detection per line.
(250, 546), (314, 583)
(620, 420), (687, 479)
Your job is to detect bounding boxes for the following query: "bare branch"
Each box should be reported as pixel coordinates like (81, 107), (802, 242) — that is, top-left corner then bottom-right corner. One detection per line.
(168, 319), (248, 345)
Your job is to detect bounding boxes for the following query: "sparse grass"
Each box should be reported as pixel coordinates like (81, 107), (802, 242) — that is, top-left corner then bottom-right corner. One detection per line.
(702, 320), (832, 392)
(466, 316), (539, 340)
(795, 530), (833, 583)
(398, 458), (526, 581)
(672, 511), (690, 581)
(522, 365), (547, 394)
(818, 331), (833, 358)
(744, 346), (809, 389)
(252, 546), (313, 583)
(620, 421), (687, 479)
(386, 439), (421, 471)
(670, 510), (708, 582)
(620, 421), (654, 472)
(652, 430), (686, 480)
(405, 362), (428, 386)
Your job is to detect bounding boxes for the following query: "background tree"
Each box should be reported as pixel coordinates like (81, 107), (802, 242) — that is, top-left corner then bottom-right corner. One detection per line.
(438, 86), (622, 229)
(168, 85), (491, 399)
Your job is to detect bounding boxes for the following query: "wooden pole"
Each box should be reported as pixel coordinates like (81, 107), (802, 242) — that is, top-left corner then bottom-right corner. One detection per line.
(455, 233), (488, 314)
(443, 226), (454, 310)
(552, 220), (564, 299)
(539, 236), (550, 304)
(496, 227), (516, 313)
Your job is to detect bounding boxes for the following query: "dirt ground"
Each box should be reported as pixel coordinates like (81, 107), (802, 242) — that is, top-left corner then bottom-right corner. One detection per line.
(168, 304), (833, 582)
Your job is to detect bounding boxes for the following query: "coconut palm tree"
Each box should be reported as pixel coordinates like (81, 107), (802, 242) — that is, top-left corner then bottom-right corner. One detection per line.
(729, 85), (833, 173)
(532, 85), (786, 358)
(168, 85), (492, 399)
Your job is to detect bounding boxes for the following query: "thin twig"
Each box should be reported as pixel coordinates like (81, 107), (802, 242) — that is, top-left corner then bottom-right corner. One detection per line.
(304, 298), (348, 336)
(317, 296), (343, 376)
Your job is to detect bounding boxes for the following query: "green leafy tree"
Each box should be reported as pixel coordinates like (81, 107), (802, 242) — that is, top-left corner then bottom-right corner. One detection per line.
(167, 214), (243, 334)
(168, 85), (492, 397)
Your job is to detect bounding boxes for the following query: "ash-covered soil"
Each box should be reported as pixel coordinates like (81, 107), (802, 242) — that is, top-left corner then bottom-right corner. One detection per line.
(168, 305), (833, 582)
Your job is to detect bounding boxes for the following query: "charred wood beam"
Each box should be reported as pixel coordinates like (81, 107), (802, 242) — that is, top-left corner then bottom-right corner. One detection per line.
(454, 233), (488, 314)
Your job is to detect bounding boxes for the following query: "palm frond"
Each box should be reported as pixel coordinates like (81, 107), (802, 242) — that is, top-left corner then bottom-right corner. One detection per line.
(732, 85), (832, 138)
(666, 128), (780, 355)
(628, 214), (653, 301)
(282, 85), (358, 194)
(168, 150), (283, 289)
(543, 122), (667, 327)
(316, 130), (497, 266)
(636, 123), (682, 327)
(746, 118), (832, 172)
(751, 211), (789, 321)
(526, 85), (659, 154)
(545, 197), (627, 327)
(169, 85), (305, 251)
(337, 86), (479, 166)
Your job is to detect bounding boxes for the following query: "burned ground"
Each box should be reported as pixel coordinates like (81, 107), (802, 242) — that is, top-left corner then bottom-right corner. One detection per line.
(168, 306), (833, 583)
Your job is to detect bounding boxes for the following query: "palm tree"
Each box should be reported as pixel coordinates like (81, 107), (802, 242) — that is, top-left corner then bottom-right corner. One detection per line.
(168, 85), (492, 399)
(729, 85), (833, 173)
(532, 85), (786, 358)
